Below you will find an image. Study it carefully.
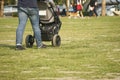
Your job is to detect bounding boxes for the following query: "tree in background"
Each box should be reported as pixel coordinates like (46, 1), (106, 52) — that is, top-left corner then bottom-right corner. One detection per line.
(102, 0), (106, 16)
(0, 0), (4, 17)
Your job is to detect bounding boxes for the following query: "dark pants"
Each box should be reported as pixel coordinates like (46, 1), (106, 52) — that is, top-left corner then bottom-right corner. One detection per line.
(62, 9), (66, 16)
(89, 7), (98, 17)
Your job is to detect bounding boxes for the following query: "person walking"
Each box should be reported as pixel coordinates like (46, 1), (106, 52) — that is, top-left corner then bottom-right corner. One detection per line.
(89, 0), (98, 17)
(76, 1), (84, 18)
(62, 3), (66, 16)
(16, 0), (46, 50)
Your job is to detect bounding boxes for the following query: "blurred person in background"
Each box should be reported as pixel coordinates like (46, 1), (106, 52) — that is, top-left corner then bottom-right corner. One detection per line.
(89, 0), (98, 17)
(76, 0), (84, 18)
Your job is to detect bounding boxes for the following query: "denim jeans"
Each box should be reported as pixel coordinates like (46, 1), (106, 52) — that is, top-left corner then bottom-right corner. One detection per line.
(16, 7), (42, 47)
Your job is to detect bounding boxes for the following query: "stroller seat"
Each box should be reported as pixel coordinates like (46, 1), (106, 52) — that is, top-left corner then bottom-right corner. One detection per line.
(38, 2), (54, 23)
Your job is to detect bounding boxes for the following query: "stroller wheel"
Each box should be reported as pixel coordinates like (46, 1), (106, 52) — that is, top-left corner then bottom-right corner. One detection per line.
(25, 35), (34, 48)
(52, 34), (61, 47)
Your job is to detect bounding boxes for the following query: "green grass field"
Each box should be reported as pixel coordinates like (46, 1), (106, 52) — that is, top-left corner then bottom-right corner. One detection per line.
(0, 16), (120, 80)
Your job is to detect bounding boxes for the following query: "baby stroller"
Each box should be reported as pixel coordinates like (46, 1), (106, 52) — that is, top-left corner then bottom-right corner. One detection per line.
(25, 1), (62, 47)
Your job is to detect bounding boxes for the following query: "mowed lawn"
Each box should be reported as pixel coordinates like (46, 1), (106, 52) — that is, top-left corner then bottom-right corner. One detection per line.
(0, 16), (120, 80)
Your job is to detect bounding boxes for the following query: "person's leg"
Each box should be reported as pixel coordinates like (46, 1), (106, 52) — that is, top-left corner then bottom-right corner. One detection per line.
(28, 8), (43, 47)
(89, 10), (93, 17)
(77, 11), (80, 17)
(94, 8), (98, 17)
(16, 7), (28, 46)
(80, 11), (83, 18)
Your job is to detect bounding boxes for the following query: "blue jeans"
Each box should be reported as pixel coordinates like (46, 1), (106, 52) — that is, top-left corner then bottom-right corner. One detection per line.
(16, 7), (42, 47)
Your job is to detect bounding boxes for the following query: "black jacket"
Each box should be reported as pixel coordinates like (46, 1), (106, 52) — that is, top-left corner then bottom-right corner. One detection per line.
(89, 0), (97, 7)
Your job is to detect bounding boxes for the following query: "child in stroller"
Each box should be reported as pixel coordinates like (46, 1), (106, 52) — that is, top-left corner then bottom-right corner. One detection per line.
(25, 1), (62, 48)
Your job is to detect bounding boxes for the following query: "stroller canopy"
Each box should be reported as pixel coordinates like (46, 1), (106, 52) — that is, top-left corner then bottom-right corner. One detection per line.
(38, 1), (55, 23)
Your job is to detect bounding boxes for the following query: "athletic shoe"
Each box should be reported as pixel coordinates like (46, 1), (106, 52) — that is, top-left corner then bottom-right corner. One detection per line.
(16, 45), (25, 50)
(38, 43), (46, 48)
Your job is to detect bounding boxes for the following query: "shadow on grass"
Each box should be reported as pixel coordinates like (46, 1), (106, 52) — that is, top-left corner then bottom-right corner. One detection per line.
(0, 43), (59, 50)
(0, 44), (15, 50)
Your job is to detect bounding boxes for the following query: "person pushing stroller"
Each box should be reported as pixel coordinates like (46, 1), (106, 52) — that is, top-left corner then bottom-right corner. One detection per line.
(16, 0), (46, 50)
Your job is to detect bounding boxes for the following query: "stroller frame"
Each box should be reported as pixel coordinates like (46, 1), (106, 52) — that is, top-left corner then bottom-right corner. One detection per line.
(25, 1), (62, 47)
